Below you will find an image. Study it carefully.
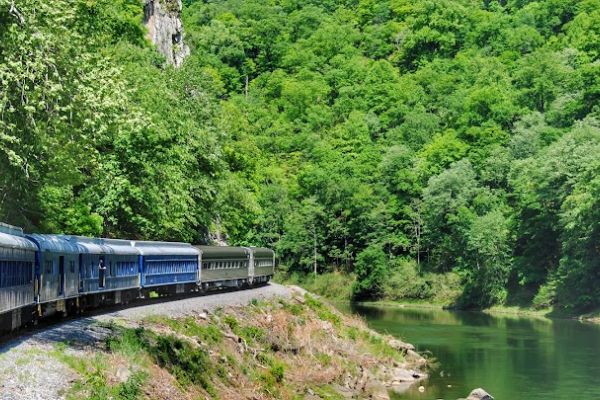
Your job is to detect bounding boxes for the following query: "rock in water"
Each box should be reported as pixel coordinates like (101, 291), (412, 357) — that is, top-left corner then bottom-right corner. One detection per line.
(466, 388), (494, 400)
(143, 0), (190, 67)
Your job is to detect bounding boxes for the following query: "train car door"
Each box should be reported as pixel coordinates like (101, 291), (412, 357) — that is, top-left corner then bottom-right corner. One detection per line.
(248, 250), (255, 284)
(58, 255), (65, 296)
(78, 254), (84, 292)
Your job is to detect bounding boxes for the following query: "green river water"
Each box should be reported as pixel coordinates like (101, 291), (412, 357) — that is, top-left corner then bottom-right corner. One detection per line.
(344, 303), (600, 400)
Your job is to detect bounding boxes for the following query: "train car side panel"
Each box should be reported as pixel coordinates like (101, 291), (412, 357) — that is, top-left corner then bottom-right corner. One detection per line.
(25, 234), (80, 303)
(196, 246), (250, 285)
(134, 242), (199, 288)
(251, 247), (275, 283)
(0, 226), (36, 314)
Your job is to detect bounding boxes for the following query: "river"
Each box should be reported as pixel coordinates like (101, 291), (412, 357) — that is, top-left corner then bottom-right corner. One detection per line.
(343, 304), (600, 400)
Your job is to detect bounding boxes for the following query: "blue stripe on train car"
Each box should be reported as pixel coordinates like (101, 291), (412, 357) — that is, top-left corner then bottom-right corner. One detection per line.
(141, 254), (198, 287)
(131, 240), (199, 288)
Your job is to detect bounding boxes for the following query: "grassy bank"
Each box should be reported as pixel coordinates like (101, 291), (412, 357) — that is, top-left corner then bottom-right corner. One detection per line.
(51, 291), (427, 399)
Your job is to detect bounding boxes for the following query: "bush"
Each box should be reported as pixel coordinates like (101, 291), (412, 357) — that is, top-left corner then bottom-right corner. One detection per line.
(532, 279), (557, 309)
(279, 271), (354, 301)
(352, 244), (388, 301)
(383, 259), (462, 304)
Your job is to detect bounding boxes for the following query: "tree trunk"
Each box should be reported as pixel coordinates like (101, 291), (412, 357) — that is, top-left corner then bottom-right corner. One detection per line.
(313, 229), (317, 277)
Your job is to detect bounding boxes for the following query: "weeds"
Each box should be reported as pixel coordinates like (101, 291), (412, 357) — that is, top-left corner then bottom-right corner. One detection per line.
(304, 294), (342, 327)
(148, 316), (223, 345)
(52, 343), (147, 400)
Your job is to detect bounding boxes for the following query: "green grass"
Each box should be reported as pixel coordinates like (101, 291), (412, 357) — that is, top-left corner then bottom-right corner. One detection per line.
(304, 294), (342, 327)
(312, 385), (347, 400)
(52, 342), (147, 400)
(364, 333), (404, 362)
(145, 316), (223, 345)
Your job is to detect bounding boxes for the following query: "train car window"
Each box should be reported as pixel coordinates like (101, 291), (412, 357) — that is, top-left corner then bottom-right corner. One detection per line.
(70, 260), (76, 274)
(45, 260), (53, 274)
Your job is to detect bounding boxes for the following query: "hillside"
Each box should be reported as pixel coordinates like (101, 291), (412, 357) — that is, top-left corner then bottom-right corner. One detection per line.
(0, 285), (429, 399)
(1, 0), (599, 311)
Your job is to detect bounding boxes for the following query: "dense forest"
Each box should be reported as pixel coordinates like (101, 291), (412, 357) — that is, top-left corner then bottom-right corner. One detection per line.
(1, 0), (599, 310)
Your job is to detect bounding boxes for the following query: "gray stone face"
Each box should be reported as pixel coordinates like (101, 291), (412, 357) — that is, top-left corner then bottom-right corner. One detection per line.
(143, 0), (190, 67)
(466, 388), (494, 400)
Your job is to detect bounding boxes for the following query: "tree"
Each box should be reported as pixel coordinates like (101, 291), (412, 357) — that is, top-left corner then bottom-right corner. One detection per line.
(352, 244), (388, 300)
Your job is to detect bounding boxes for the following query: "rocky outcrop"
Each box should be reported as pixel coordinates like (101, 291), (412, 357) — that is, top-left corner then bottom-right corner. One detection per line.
(143, 0), (190, 67)
(462, 388), (494, 400)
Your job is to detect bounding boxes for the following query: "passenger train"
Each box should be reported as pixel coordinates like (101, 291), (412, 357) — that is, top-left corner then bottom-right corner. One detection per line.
(0, 222), (275, 333)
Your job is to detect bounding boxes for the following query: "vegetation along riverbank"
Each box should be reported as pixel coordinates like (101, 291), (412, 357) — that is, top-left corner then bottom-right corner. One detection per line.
(280, 271), (600, 323)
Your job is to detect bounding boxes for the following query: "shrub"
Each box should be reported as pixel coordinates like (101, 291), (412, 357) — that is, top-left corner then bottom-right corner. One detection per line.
(352, 244), (388, 301)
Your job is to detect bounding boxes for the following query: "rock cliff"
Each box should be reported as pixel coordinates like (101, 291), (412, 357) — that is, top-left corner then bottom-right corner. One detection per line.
(143, 0), (190, 67)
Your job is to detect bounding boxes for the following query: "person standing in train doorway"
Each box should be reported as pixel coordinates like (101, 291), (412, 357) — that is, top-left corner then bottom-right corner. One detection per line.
(99, 257), (106, 288)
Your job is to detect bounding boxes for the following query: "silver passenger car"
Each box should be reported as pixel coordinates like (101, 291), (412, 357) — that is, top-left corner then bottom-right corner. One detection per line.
(75, 237), (140, 294)
(0, 223), (36, 314)
(26, 234), (80, 304)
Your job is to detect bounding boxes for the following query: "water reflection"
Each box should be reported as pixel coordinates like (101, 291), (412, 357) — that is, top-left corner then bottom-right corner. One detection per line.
(344, 304), (600, 400)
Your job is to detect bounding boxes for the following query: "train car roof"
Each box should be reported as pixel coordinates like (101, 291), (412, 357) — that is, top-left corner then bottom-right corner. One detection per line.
(132, 241), (199, 256)
(250, 247), (275, 258)
(195, 246), (250, 259)
(0, 222), (26, 237)
(26, 234), (79, 253)
(69, 236), (114, 254)
(0, 222), (36, 250)
(102, 238), (140, 255)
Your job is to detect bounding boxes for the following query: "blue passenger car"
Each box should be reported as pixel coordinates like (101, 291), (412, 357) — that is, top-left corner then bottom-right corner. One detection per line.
(0, 223), (36, 330)
(133, 241), (199, 292)
(26, 234), (80, 306)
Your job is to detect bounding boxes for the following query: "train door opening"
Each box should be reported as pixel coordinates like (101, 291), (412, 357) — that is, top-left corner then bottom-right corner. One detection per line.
(58, 256), (65, 296)
(99, 257), (106, 288)
(78, 255), (84, 292)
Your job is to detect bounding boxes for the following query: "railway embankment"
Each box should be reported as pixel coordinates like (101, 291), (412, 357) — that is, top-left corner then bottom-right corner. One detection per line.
(0, 284), (428, 400)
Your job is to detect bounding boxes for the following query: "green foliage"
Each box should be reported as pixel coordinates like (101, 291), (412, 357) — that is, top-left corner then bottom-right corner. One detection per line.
(279, 271), (354, 301)
(4, 0), (600, 310)
(53, 341), (147, 400)
(383, 259), (462, 304)
(304, 294), (342, 326)
(147, 316), (223, 345)
(352, 244), (388, 301)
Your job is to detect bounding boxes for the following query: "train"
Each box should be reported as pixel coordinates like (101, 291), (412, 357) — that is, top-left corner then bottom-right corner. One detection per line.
(0, 222), (275, 333)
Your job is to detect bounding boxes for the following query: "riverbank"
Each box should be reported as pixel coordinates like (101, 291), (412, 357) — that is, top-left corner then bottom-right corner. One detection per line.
(278, 272), (600, 324)
(0, 285), (428, 399)
(358, 300), (600, 324)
